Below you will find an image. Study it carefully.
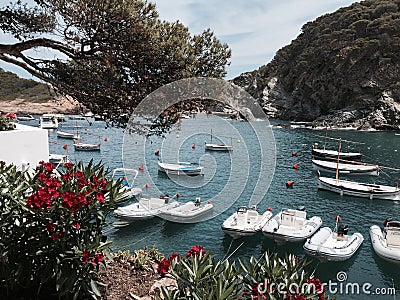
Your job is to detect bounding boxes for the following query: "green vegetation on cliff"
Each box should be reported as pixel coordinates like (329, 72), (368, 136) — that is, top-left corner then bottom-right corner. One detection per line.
(0, 68), (52, 103)
(234, 0), (400, 129)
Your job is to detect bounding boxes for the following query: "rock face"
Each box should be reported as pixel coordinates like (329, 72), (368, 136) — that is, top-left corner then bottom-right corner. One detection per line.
(233, 0), (400, 130)
(0, 96), (82, 115)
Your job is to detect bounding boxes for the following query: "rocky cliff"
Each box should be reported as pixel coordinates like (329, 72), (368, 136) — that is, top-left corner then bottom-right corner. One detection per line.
(0, 68), (82, 114)
(233, 0), (400, 130)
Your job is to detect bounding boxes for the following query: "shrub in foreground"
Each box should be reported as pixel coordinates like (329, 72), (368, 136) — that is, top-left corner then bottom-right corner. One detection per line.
(159, 246), (329, 300)
(0, 160), (122, 299)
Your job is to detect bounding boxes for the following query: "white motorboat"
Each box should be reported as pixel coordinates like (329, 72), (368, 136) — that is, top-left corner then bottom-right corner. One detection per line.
(69, 115), (86, 120)
(304, 222), (364, 262)
(312, 148), (362, 159)
(262, 207), (322, 245)
(17, 114), (35, 121)
(158, 198), (213, 223)
(221, 206), (273, 239)
(73, 142), (101, 151)
(370, 218), (400, 264)
(48, 153), (70, 166)
(205, 143), (233, 151)
(158, 161), (204, 176)
(57, 130), (81, 140)
(312, 159), (379, 176)
(39, 114), (58, 129)
(114, 195), (179, 221)
(317, 174), (400, 200)
(112, 168), (142, 202)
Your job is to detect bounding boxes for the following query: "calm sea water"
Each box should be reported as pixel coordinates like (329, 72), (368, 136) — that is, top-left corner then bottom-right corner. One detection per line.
(36, 114), (400, 299)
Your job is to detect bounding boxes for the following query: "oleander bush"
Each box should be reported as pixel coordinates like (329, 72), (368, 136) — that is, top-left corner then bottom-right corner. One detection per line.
(0, 160), (122, 299)
(159, 246), (329, 300)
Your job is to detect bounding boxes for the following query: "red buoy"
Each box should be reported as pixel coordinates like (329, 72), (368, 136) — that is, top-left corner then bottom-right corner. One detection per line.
(63, 144), (68, 150)
(292, 151), (297, 156)
(267, 207), (273, 211)
(104, 137), (108, 142)
(192, 144), (196, 149)
(139, 164), (145, 171)
(145, 183), (150, 189)
(176, 193), (182, 198)
(286, 180), (294, 188)
(293, 163), (299, 170)
(155, 150), (159, 156)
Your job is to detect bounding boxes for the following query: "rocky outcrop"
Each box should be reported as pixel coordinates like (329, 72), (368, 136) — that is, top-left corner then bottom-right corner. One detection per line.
(233, 0), (400, 130)
(0, 96), (82, 115)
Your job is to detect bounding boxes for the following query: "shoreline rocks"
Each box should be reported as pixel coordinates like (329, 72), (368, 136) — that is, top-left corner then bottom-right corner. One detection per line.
(0, 96), (83, 115)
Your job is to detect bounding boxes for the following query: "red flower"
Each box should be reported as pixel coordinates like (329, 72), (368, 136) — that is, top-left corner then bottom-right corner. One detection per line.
(75, 171), (86, 187)
(307, 278), (325, 295)
(5, 112), (17, 120)
(63, 172), (74, 181)
(26, 187), (54, 209)
(64, 162), (74, 169)
(82, 250), (90, 264)
(73, 223), (81, 230)
(96, 192), (105, 203)
(91, 251), (104, 265)
(168, 253), (180, 262)
(43, 162), (55, 173)
(50, 232), (63, 241)
(186, 245), (206, 258)
(46, 223), (56, 232)
(157, 258), (171, 276)
(61, 192), (87, 212)
(252, 283), (267, 299)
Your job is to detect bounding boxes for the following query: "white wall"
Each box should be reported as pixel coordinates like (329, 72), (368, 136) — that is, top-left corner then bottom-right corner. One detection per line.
(0, 124), (49, 171)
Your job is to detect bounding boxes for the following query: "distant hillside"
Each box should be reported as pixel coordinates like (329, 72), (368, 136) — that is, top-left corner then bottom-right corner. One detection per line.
(233, 0), (400, 130)
(0, 68), (52, 103)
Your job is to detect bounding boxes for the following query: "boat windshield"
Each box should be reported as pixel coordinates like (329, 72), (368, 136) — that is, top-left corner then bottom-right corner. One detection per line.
(387, 221), (400, 228)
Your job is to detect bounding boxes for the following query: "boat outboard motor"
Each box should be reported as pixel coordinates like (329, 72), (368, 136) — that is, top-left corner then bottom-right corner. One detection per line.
(297, 206), (306, 211)
(337, 224), (349, 236)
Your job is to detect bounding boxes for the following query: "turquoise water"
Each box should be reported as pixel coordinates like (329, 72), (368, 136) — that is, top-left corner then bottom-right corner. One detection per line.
(41, 115), (400, 299)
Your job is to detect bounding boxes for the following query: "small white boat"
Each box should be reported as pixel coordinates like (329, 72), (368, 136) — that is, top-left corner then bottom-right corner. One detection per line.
(69, 115), (86, 120)
(112, 168), (142, 202)
(159, 198), (213, 223)
(317, 174), (400, 200)
(114, 195), (179, 221)
(221, 206), (273, 239)
(158, 161), (204, 176)
(312, 159), (379, 176)
(204, 129), (233, 151)
(304, 223), (364, 262)
(48, 153), (70, 166)
(73, 142), (101, 151)
(17, 114), (35, 121)
(312, 148), (362, 159)
(39, 114), (58, 129)
(370, 219), (400, 264)
(205, 143), (233, 151)
(262, 207), (322, 245)
(56, 130), (81, 140)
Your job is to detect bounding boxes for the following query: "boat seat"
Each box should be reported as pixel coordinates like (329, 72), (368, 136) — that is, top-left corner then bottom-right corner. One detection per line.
(295, 210), (307, 220)
(281, 211), (295, 227)
(247, 210), (258, 224)
(386, 228), (400, 248)
(236, 211), (248, 227)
